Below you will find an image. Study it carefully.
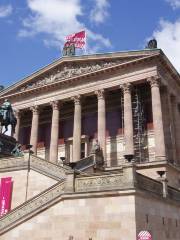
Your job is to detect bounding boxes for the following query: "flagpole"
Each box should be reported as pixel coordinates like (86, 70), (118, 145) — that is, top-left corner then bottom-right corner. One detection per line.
(84, 30), (87, 55)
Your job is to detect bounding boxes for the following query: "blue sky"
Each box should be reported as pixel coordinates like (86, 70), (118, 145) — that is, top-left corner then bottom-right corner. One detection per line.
(0, 0), (180, 87)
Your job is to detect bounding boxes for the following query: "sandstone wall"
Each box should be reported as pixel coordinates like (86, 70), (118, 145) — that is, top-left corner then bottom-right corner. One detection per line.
(1, 194), (137, 240)
(135, 194), (180, 240)
(0, 170), (57, 209)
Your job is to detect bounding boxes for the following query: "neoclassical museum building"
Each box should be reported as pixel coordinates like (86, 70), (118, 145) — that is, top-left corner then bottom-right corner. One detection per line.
(0, 48), (180, 240)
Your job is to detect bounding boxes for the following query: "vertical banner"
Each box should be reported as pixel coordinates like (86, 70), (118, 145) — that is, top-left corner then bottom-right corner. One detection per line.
(0, 177), (13, 217)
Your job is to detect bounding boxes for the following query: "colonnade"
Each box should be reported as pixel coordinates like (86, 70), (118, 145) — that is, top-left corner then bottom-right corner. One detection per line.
(13, 77), (180, 164)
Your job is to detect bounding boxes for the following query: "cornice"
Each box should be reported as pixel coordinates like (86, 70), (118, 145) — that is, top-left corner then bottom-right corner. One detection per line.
(0, 49), (160, 97)
(0, 54), (159, 101)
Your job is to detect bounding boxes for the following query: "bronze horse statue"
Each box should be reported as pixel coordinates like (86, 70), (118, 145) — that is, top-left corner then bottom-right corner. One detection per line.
(0, 104), (17, 135)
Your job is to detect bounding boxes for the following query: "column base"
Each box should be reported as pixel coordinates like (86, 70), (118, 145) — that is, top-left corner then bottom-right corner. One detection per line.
(155, 156), (167, 162)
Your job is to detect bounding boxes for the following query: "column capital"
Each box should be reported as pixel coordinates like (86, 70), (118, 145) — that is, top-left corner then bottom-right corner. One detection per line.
(147, 76), (160, 88)
(50, 100), (61, 110)
(14, 109), (21, 118)
(72, 95), (81, 105)
(120, 83), (132, 94)
(95, 89), (105, 100)
(30, 105), (39, 115)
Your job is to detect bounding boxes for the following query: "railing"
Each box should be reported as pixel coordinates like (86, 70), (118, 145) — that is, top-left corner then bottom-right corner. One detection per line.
(0, 156), (26, 171)
(168, 186), (180, 201)
(0, 180), (65, 235)
(73, 155), (95, 171)
(136, 173), (163, 196)
(0, 155), (70, 181)
(30, 155), (70, 180)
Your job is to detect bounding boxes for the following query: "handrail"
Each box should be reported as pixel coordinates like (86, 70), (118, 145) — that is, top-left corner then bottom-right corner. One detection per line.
(0, 155), (71, 180)
(0, 180), (65, 235)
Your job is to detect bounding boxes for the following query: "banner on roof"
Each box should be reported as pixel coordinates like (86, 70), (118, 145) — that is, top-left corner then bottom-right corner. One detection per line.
(65, 30), (86, 49)
(0, 177), (13, 217)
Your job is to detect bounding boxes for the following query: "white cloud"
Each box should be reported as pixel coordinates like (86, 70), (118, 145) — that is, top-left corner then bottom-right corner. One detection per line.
(166, 0), (180, 9)
(90, 0), (109, 24)
(153, 19), (180, 72)
(19, 0), (111, 52)
(0, 4), (12, 18)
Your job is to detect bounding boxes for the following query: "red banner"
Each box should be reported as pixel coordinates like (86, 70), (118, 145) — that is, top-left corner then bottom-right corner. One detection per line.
(65, 31), (86, 49)
(0, 177), (13, 217)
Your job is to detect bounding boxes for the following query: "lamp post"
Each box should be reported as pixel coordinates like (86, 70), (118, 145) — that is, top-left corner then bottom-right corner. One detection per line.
(25, 144), (33, 202)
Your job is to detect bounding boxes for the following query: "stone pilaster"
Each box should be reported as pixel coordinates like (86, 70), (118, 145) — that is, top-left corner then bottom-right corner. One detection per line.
(49, 101), (60, 163)
(120, 83), (134, 157)
(171, 96), (180, 164)
(95, 89), (106, 164)
(13, 110), (21, 141)
(30, 105), (39, 154)
(148, 76), (166, 160)
(72, 95), (81, 162)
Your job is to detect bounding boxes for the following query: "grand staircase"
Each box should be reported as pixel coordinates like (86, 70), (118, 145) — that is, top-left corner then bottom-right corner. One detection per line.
(0, 153), (100, 235)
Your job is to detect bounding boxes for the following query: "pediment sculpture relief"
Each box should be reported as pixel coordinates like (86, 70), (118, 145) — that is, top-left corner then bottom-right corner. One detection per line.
(19, 59), (131, 92)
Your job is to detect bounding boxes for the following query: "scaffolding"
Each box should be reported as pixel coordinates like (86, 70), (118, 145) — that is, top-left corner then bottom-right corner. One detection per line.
(132, 86), (147, 162)
(121, 87), (148, 162)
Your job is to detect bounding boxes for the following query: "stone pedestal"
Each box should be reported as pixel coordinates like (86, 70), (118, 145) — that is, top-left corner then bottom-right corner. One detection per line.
(0, 133), (17, 157)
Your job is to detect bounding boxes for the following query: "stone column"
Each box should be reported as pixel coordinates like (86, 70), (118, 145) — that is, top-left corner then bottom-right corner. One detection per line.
(95, 90), (106, 163)
(49, 101), (60, 163)
(120, 83), (134, 156)
(148, 76), (166, 160)
(171, 96), (180, 164)
(30, 105), (39, 154)
(72, 95), (81, 162)
(13, 110), (21, 141)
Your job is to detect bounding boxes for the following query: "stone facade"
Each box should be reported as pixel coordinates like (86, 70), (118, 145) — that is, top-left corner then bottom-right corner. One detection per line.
(0, 49), (180, 239)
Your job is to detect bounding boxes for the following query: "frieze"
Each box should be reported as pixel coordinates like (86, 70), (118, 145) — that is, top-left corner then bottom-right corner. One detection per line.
(19, 60), (124, 92)
(75, 173), (124, 192)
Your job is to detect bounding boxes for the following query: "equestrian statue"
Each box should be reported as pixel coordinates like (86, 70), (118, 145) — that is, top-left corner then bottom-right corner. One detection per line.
(0, 99), (17, 135)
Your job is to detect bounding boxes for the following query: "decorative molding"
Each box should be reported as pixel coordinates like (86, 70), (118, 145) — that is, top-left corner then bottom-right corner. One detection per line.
(19, 60), (126, 92)
(147, 76), (160, 88)
(120, 83), (132, 94)
(75, 173), (124, 192)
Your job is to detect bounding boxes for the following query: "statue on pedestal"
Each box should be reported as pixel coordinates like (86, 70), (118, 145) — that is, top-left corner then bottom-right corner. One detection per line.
(63, 43), (75, 57)
(0, 99), (17, 134)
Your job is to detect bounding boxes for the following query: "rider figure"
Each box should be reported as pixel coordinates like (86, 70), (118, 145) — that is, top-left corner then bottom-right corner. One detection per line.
(1, 99), (12, 120)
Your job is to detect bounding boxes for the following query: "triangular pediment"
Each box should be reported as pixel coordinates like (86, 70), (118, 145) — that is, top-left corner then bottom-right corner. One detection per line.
(0, 50), (161, 98)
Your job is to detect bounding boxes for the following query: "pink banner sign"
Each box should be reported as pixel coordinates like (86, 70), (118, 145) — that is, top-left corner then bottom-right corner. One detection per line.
(0, 177), (13, 217)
